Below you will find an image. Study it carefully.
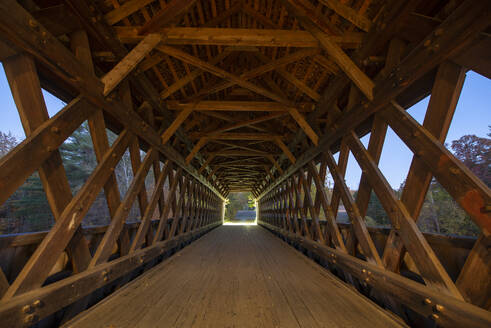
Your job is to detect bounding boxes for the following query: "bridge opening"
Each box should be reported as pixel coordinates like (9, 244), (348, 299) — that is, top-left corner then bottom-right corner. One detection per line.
(223, 192), (257, 225)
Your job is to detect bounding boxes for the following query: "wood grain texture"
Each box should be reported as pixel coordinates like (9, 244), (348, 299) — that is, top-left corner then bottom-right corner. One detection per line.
(65, 226), (406, 328)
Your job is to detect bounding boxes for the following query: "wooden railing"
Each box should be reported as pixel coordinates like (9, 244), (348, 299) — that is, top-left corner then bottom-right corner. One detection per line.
(257, 136), (490, 328)
(0, 220), (474, 290)
(0, 218), (171, 282)
(0, 219), (220, 326)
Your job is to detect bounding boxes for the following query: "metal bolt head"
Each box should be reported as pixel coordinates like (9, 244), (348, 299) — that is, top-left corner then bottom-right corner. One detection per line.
(24, 314), (37, 324)
(431, 313), (439, 320)
(22, 305), (33, 314)
(424, 298), (432, 305)
(33, 300), (43, 308)
(435, 304), (444, 312)
(362, 269), (367, 274)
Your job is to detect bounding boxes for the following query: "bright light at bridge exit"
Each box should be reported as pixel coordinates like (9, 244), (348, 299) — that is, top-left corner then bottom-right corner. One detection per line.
(223, 221), (257, 226)
(223, 192), (257, 225)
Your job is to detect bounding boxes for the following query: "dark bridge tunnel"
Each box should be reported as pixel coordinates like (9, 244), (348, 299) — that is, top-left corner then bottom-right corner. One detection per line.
(0, 0), (489, 327)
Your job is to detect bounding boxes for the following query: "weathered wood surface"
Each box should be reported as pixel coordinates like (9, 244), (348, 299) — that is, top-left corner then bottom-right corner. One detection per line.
(259, 222), (491, 328)
(65, 226), (406, 328)
(0, 223), (220, 327)
(0, 0), (489, 326)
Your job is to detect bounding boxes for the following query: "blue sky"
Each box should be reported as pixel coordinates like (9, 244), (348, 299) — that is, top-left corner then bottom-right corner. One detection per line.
(0, 66), (489, 189)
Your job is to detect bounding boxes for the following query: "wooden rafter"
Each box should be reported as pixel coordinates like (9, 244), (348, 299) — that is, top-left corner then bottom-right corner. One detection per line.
(138, 0), (197, 35)
(193, 133), (280, 141)
(166, 101), (314, 112)
(101, 33), (161, 96)
(279, 0), (374, 100)
(115, 27), (363, 48)
(274, 137), (296, 164)
(157, 46), (319, 144)
(317, 0), (372, 32)
(187, 48), (319, 100)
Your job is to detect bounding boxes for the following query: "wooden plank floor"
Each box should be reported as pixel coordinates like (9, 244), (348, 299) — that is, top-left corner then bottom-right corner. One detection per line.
(65, 226), (407, 328)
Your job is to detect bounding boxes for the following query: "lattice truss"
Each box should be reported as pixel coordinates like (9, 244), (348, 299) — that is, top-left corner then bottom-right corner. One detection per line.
(0, 0), (489, 327)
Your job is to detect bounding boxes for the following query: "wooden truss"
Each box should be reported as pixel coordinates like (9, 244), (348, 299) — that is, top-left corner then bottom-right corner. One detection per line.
(0, 0), (489, 327)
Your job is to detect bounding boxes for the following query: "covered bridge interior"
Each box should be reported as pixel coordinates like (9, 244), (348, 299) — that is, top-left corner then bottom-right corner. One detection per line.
(0, 0), (490, 327)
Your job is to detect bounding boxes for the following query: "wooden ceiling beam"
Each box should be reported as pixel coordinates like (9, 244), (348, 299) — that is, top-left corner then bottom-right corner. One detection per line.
(115, 27), (363, 48)
(138, 0), (197, 35)
(279, 0), (374, 100)
(185, 137), (208, 164)
(255, 51), (322, 102)
(210, 140), (272, 154)
(211, 112), (287, 134)
(242, 3), (279, 29)
(166, 100), (314, 112)
(157, 45), (311, 114)
(193, 133), (280, 141)
(199, 111), (235, 122)
(215, 163), (267, 167)
(105, 0), (155, 25)
(267, 155), (284, 175)
(202, 0), (243, 27)
(158, 46), (319, 146)
(214, 158), (266, 166)
(198, 154), (216, 174)
(188, 48), (319, 100)
(312, 54), (340, 75)
(213, 150), (278, 157)
(160, 106), (194, 145)
(160, 51), (230, 99)
(222, 167), (262, 173)
(101, 33), (161, 96)
(274, 137), (296, 164)
(317, 0), (372, 32)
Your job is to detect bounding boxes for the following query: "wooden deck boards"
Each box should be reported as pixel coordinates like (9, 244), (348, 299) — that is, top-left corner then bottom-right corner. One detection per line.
(65, 226), (406, 328)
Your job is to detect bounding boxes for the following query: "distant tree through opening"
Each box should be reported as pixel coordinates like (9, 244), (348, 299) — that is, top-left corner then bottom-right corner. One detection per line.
(224, 192), (256, 225)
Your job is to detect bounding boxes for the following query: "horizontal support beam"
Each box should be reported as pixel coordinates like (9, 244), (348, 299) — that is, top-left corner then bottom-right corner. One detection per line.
(115, 27), (363, 48)
(166, 101), (315, 112)
(212, 151), (279, 157)
(211, 112), (287, 134)
(192, 133), (281, 141)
